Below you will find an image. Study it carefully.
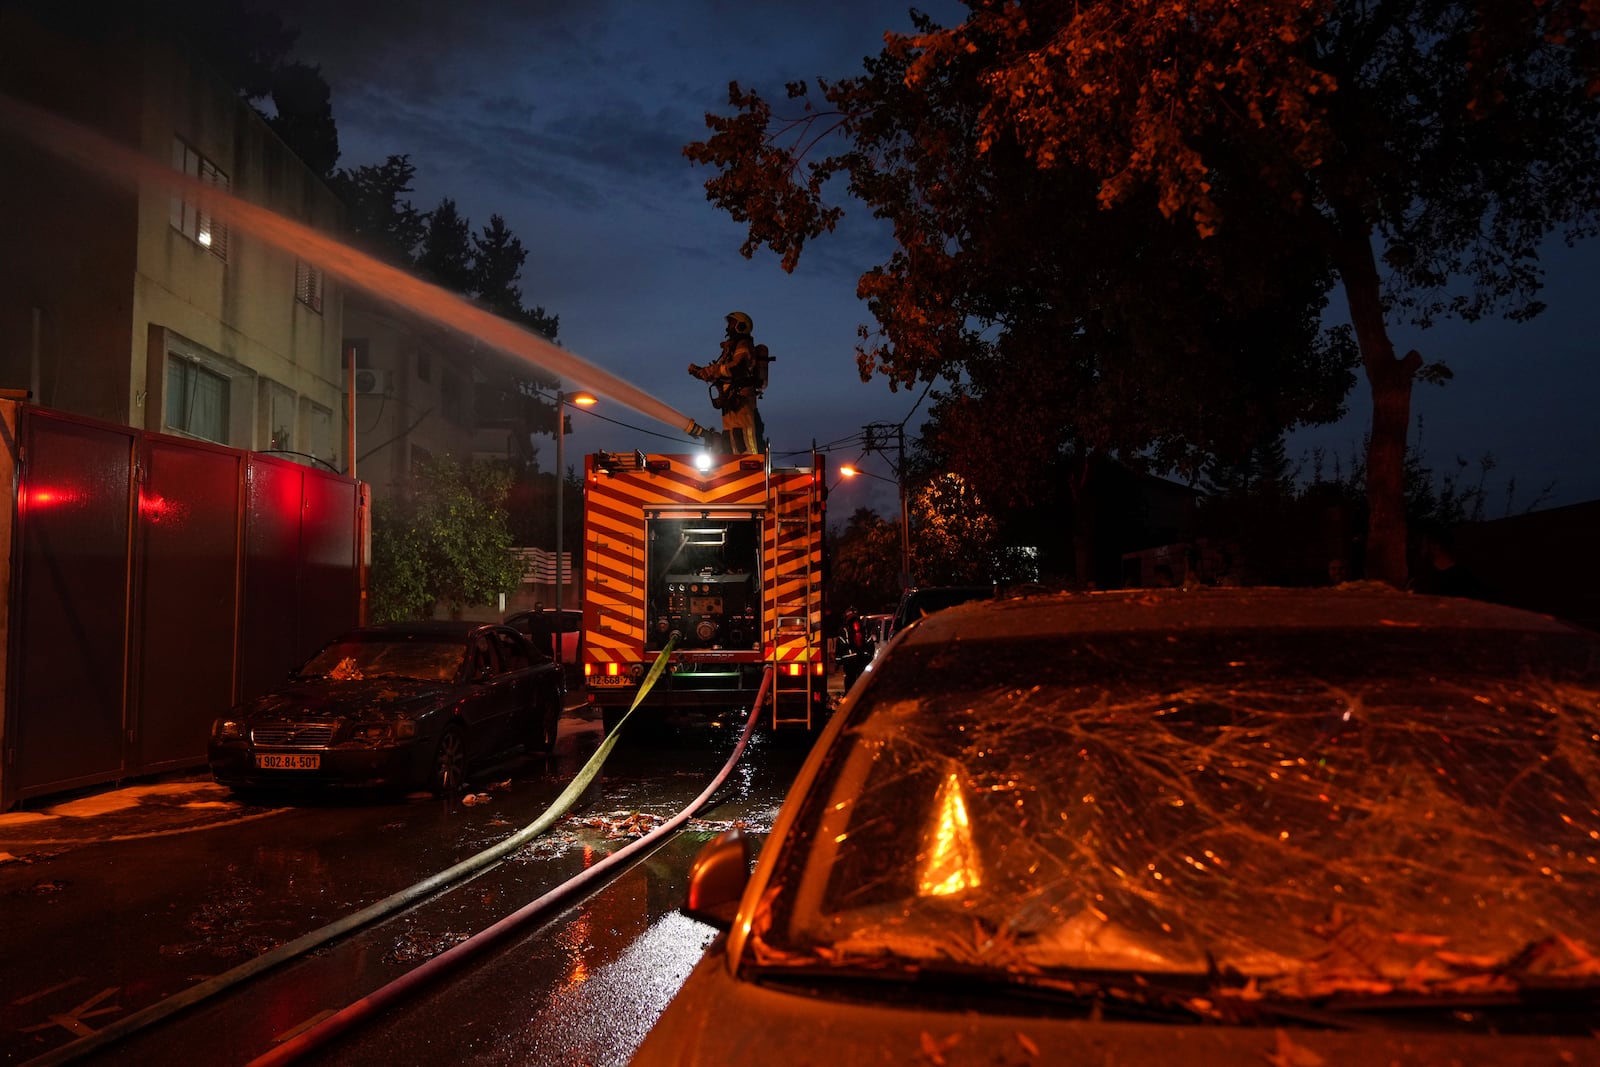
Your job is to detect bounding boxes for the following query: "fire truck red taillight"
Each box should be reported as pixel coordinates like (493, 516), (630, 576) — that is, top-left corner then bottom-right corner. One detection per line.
(813, 661), (825, 676)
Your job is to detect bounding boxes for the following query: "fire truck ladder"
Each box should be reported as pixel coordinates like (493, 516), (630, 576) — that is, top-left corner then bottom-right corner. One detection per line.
(768, 466), (819, 729)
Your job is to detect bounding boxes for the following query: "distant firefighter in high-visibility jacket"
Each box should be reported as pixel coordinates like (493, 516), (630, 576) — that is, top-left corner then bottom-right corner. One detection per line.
(688, 310), (771, 454)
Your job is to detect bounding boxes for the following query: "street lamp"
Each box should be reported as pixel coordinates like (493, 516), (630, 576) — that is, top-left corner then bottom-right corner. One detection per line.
(839, 463), (912, 590)
(554, 389), (597, 614)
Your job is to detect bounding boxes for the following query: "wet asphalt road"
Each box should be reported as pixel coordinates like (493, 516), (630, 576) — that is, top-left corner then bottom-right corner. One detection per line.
(0, 701), (824, 1066)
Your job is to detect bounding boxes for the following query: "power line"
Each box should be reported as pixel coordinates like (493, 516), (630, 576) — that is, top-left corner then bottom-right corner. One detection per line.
(528, 387), (700, 446)
(774, 379), (937, 456)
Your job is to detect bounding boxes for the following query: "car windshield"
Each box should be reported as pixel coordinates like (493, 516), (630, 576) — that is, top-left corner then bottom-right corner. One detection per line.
(298, 637), (465, 683)
(753, 626), (1600, 999)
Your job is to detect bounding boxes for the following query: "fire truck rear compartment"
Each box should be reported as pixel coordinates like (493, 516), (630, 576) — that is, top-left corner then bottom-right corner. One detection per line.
(647, 517), (761, 652)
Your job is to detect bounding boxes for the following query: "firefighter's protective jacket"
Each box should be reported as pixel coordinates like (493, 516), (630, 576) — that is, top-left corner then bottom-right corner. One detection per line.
(688, 334), (767, 453)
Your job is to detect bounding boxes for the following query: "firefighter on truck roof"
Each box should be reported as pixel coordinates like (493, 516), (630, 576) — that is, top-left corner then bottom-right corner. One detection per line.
(688, 310), (770, 454)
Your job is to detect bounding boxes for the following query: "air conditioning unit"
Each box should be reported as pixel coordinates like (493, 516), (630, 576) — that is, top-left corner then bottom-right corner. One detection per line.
(354, 369), (391, 397)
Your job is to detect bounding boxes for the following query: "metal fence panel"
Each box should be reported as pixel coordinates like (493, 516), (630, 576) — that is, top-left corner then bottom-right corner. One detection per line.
(239, 456), (308, 706)
(11, 414), (134, 795)
(1, 405), (364, 809)
(133, 438), (243, 771)
(298, 467), (359, 662)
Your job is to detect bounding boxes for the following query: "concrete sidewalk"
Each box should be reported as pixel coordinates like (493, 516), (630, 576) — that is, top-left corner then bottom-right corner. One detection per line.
(0, 774), (263, 859)
(0, 686), (842, 862)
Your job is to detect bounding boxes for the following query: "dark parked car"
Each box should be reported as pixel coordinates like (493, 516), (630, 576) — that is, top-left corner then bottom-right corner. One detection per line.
(635, 588), (1600, 1065)
(886, 583), (995, 640)
(208, 621), (564, 796)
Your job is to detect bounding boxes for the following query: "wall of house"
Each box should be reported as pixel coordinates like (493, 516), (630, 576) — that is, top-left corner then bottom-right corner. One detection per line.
(0, 401), (366, 811)
(0, 12), (141, 420)
(0, 11), (345, 471)
(130, 38), (345, 469)
(343, 302), (481, 504)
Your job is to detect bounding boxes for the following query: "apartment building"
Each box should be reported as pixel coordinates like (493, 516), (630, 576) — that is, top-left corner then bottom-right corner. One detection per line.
(0, 10), (346, 469)
(342, 300), (553, 502)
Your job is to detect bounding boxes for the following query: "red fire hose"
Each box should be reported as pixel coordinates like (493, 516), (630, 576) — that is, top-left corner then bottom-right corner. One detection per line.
(246, 663), (774, 1066)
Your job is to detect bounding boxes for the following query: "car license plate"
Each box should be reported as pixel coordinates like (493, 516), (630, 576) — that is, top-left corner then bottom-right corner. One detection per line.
(256, 753), (320, 770)
(589, 675), (633, 688)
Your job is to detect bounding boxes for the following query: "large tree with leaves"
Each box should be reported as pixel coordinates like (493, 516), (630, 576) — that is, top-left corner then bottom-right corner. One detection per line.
(329, 154), (429, 265)
(415, 196), (475, 291)
(370, 456), (525, 621)
(333, 170), (564, 463)
(687, 9), (1356, 583)
(896, 0), (1600, 584)
(688, 1), (1599, 585)
(827, 507), (903, 614)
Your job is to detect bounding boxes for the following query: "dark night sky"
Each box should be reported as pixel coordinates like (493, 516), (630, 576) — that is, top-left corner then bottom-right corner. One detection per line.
(253, 0), (1600, 519)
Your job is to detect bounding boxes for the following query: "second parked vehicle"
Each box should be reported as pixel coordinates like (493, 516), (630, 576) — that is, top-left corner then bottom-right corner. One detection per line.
(208, 621), (564, 797)
(887, 584), (995, 640)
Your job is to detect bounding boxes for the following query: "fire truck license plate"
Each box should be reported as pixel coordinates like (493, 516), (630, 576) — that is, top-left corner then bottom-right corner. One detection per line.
(257, 753), (320, 770)
(590, 676), (632, 688)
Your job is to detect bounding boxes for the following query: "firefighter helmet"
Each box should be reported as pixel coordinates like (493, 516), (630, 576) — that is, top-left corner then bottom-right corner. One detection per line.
(725, 311), (753, 336)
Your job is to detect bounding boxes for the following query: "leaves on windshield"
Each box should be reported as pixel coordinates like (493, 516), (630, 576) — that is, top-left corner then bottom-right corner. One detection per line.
(327, 656), (363, 681)
(301, 640), (463, 683)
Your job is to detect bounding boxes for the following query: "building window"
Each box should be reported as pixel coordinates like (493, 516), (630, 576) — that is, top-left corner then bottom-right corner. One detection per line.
(411, 443), (434, 475)
(169, 137), (229, 259)
(440, 369), (465, 425)
(295, 259), (324, 313)
(166, 357), (230, 443)
(300, 399), (334, 470)
(260, 380), (296, 452)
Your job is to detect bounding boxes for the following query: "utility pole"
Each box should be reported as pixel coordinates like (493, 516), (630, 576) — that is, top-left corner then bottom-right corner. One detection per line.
(863, 421), (912, 590)
(550, 389), (596, 614)
(555, 389), (565, 613)
(896, 423), (910, 589)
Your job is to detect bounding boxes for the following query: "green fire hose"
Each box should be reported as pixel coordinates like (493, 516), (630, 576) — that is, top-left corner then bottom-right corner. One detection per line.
(29, 638), (686, 1067)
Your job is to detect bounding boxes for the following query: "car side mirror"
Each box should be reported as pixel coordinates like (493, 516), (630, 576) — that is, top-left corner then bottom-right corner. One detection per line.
(682, 828), (751, 931)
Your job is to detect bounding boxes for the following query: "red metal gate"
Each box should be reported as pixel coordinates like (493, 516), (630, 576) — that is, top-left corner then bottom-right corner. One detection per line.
(0, 402), (366, 809)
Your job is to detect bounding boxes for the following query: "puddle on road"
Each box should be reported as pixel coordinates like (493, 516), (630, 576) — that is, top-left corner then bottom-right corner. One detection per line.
(161, 877), (292, 961)
(25, 878), (68, 894)
(511, 829), (581, 861)
(689, 813), (773, 835)
(383, 928), (471, 965)
(508, 910), (719, 1066)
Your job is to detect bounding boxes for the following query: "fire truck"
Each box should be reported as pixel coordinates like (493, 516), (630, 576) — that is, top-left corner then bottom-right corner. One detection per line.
(579, 449), (828, 731)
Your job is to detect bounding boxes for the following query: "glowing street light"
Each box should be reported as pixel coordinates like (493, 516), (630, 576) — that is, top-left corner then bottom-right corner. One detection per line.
(555, 389), (597, 614)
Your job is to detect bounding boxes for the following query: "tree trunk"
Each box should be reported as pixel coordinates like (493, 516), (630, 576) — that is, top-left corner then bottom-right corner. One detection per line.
(1067, 454), (1096, 588)
(1331, 201), (1421, 587)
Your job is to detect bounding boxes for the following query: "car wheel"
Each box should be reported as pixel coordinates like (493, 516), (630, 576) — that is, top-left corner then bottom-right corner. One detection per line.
(429, 724), (468, 796)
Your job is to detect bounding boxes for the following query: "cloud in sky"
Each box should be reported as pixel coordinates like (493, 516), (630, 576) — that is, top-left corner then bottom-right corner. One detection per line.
(251, 0), (1599, 513)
